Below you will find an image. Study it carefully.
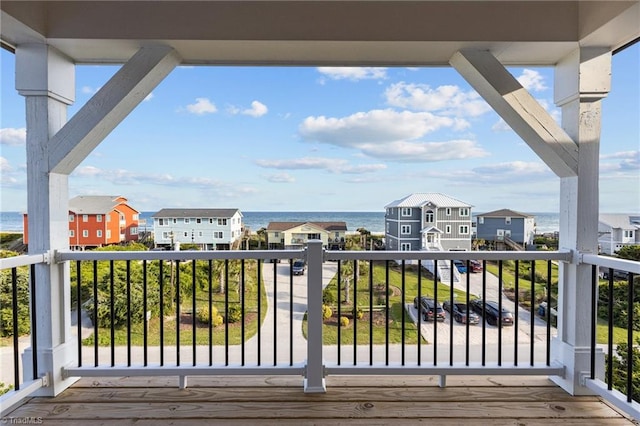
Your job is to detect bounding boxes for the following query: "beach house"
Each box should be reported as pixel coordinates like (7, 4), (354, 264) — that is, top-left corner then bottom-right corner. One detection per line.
(152, 208), (244, 250)
(266, 221), (347, 250)
(598, 214), (640, 255)
(476, 208), (536, 249)
(22, 195), (139, 250)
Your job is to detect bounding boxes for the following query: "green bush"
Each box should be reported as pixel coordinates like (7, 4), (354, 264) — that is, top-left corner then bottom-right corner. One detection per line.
(322, 288), (336, 304)
(322, 304), (332, 320)
(225, 306), (242, 323)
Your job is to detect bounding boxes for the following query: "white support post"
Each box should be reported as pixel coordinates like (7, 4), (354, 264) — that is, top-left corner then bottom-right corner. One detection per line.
(16, 43), (78, 396)
(551, 47), (611, 395)
(304, 240), (326, 393)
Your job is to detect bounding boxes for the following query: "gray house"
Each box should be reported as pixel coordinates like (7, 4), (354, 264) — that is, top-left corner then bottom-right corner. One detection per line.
(476, 208), (536, 248)
(598, 214), (640, 255)
(385, 193), (473, 252)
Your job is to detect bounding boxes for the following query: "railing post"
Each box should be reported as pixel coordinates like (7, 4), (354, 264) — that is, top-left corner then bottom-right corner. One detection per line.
(304, 240), (326, 393)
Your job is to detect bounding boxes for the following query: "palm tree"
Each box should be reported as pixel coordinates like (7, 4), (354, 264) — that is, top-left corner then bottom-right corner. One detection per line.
(256, 227), (267, 249)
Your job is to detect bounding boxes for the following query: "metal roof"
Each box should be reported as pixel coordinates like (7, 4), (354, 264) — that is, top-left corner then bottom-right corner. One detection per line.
(152, 208), (241, 218)
(477, 208), (533, 218)
(267, 221), (347, 232)
(599, 214), (640, 230)
(68, 195), (135, 214)
(385, 193), (473, 209)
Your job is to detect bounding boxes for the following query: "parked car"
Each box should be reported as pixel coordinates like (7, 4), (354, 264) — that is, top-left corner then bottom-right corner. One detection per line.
(413, 296), (446, 321)
(453, 260), (467, 273)
(442, 300), (480, 325)
(292, 259), (305, 275)
(469, 299), (514, 326)
(469, 260), (483, 273)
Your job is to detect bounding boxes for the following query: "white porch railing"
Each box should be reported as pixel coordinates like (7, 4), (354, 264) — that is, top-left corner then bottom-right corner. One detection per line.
(1, 242), (638, 420)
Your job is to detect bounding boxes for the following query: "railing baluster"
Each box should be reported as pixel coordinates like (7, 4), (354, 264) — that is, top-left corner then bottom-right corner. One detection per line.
(109, 260), (115, 367)
(481, 262), (487, 366)
(514, 260), (519, 366)
(224, 259), (229, 366)
(353, 259), (357, 365)
(257, 259), (261, 366)
(433, 260), (438, 366)
(337, 260), (342, 366)
(241, 259), (246, 366)
(590, 265), (597, 380)
(176, 260), (181, 366)
(93, 260), (98, 367)
(273, 258), (277, 366)
(159, 260), (164, 367)
(626, 272), (634, 403)
(11, 267), (20, 390)
(126, 260), (131, 367)
(192, 259), (197, 366)
(607, 271), (614, 390)
(465, 265), (470, 366)
(208, 259), (213, 366)
(385, 260), (390, 366)
(417, 259), (422, 366)
(497, 260), (503, 366)
(401, 260), (406, 366)
(289, 259), (294, 366)
(450, 262), (455, 366)
(546, 260), (552, 366)
(30, 263), (38, 379)
(369, 260), (373, 366)
(76, 260), (82, 367)
(530, 260), (535, 366)
(143, 260), (148, 367)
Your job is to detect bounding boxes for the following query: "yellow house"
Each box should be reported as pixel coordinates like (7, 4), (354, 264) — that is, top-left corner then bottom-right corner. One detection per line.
(266, 221), (347, 250)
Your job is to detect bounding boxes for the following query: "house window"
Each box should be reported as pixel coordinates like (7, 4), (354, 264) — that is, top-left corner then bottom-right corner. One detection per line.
(459, 225), (469, 234)
(274, 232), (280, 238)
(82, 230), (88, 237)
(196, 218), (202, 224)
(97, 230), (102, 237)
(198, 231), (203, 237)
(459, 208), (469, 217)
(478, 217), (484, 224)
(309, 233), (321, 240)
(505, 217), (511, 224)
(624, 230), (634, 238)
(69, 215), (74, 222)
(106, 230), (111, 238)
(133, 214), (139, 220)
(401, 208), (412, 216)
(158, 218), (169, 226)
(69, 230), (74, 237)
(445, 225), (451, 234)
(214, 231), (223, 239)
(184, 218), (190, 224)
(209, 218), (214, 224)
(131, 227), (138, 235)
(183, 232), (189, 237)
(218, 218), (227, 226)
(400, 243), (411, 251)
(401, 225), (411, 234)
(445, 208), (451, 216)
(96, 214), (102, 222)
(425, 210), (434, 222)
(386, 222), (390, 233)
(83, 214), (89, 222)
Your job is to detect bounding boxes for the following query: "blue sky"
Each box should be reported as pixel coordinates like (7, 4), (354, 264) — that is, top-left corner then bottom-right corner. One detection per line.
(1, 45), (638, 214)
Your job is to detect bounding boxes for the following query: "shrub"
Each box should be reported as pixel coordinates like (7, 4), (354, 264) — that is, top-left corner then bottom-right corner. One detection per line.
(213, 314), (224, 327)
(340, 316), (350, 327)
(355, 307), (364, 320)
(196, 305), (219, 324)
(322, 304), (332, 320)
(322, 288), (336, 305)
(225, 305), (242, 323)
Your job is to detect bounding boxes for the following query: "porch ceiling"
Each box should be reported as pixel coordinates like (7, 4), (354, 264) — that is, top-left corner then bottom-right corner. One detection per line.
(1, 1), (639, 66)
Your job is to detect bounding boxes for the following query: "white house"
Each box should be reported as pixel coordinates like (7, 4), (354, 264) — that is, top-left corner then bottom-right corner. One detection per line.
(153, 208), (244, 250)
(598, 214), (640, 255)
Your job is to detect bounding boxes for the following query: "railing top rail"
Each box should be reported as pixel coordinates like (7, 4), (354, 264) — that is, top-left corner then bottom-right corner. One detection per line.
(0, 252), (48, 270)
(325, 250), (572, 262)
(581, 253), (640, 274)
(57, 249), (305, 262)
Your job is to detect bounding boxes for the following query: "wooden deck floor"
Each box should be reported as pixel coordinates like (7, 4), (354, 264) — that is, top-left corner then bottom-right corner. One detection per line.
(6, 375), (636, 425)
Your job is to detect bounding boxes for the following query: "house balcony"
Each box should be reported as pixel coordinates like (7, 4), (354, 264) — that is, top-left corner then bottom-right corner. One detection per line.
(1, 242), (638, 422)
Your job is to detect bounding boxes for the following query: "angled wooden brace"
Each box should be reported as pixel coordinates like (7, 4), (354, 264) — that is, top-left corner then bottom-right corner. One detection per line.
(49, 45), (181, 174)
(450, 49), (578, 178)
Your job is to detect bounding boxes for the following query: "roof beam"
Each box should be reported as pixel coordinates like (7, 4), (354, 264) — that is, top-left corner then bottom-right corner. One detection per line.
(50, 45), (181, 174)
(450, 49), (579, 178)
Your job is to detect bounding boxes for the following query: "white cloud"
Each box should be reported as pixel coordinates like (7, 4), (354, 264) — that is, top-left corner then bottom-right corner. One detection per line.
(81, 86), (99, 95)
(266, 173), (296, 183)
(419, 161), (553, 184)
(186, 98), (217, 115)
(0, 128), (26, 146)
(255, 157), (387, 174)
(242, 101), (268, 117)
(0, 156), (13, 172)
(600, 150), (640, 173)
(0, 157), (20, 185)
(385, 82), (491, 117)
(516, 69), (547, 92)
(317, 67), (387, 81)
(298, 109), (486, 162)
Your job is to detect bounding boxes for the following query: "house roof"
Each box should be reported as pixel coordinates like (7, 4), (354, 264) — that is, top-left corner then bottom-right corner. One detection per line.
(599, 214), (640, 230)
(152, 208), (241, 218)
(477, 208), (533, 218)
(267, 221), (347, 232)
(385, 193), (472, 209)
(69, 195), (136, 214)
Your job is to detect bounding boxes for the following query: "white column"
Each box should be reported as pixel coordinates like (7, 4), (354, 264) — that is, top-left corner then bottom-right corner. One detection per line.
(304, 240), (326, 393)
(551, 47), (611, 395)
(16, 44), (78, 396)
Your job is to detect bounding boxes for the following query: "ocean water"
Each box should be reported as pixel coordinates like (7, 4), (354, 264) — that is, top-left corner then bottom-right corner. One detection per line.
(0, 210), (561, 234)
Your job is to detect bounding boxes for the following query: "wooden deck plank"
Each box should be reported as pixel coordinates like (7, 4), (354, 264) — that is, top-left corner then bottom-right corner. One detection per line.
(7, 400), (627, 420)
(36, 385), (597, 404)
